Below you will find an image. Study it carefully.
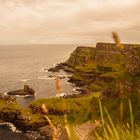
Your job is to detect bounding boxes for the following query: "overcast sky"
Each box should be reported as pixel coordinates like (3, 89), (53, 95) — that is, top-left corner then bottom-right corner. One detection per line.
(0, 0), (140, 44)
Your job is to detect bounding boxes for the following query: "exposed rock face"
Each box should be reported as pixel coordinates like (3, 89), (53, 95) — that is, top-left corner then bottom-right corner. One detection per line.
(48, 63), (66, 72)
(0, 98), (50, 135)
(58, 42), (140, 98)
(7, 85), (35, 96)
(96, 43), (140, 75)
(65, 46), (96, 67)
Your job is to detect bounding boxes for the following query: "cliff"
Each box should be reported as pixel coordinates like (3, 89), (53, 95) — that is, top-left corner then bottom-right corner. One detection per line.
(1, 42), (140, 138)
(59, 43), (140, 99)
(31, 43), (140, 126)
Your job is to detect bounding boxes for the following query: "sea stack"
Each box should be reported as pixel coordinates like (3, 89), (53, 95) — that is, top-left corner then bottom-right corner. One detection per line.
(7, 85), (35, 96)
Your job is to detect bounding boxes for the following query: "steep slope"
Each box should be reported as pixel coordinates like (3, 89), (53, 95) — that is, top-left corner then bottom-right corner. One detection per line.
(62, 43), (140, 99)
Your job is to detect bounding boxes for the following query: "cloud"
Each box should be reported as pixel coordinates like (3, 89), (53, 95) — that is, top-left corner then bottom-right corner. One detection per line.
(0, 0), (139, 44)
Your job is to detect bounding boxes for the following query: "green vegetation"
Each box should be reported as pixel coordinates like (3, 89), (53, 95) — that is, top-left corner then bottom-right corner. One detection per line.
(0, 98), (48, 131)
(93, 98), (140, 140)
(0, 43), (140, 139)
(65, 46), (96, 67)
(87, 83), (102, 92)
(30, 93), (100, 124)
(29, 92), (140, 139)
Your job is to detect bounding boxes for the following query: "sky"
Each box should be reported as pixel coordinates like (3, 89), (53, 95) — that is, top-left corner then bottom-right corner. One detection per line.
(0, 0), (140, 44)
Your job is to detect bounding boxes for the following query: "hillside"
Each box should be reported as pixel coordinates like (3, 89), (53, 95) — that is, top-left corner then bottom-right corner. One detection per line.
(1, 43), (140, 139)
(47, 43), (140, 122)
(60, 43), (140, 98)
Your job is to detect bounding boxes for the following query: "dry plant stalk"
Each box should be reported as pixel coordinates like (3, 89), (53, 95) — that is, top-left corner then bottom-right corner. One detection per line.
(45, 116), (60, 140)
(112, 32), (125, 123)
(112, 32), (124, 49)
(41, 104), (49, 114)
(55, 77), (62, 95)
(41, 104), (60, 140)
(64, 114), (72, 140)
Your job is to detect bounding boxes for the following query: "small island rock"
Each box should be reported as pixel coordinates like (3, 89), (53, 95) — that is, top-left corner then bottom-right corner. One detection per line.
(7, 85), (35, 96)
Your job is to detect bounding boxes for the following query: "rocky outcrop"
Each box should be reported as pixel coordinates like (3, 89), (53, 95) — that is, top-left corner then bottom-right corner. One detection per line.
(65, 46), (96, 68)
(0, 98), (49, 132)
(96, 43), (140, 75)
(55, 43), (140, 98)
(7, 85), (35, 96)
(48, 63), (66, 72)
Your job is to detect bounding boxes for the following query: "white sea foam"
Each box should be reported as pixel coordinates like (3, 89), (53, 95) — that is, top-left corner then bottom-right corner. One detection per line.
(16, 94), (35, 98)
(4, 92), (8, 96)
(72, 88), (77, 92)
(37, 76), (55, 80)
(39, 68), (48, 73)
(72, 88), (81, 92)
(53, 63), (57, 67)
(37, 75), (66, 80)
(20, 79), (30, 82)
(56, 93), (66, 97)
(0, 122), (21, 133)
(65, 81), (72, 85)
(4, 92), (35, 98)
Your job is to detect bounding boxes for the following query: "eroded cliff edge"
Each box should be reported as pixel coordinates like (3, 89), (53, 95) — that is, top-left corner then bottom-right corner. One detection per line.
(1, 43), (140, 139)
(50, 43), (140, 98)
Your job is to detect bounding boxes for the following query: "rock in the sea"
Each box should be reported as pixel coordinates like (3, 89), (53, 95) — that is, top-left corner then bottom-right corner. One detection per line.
(48, 67), (60, 72)
(7, 85), (35, 96)
(48, 63), (66, 72)
(48, 75), (65, 79)
(62, 43), (140, 98)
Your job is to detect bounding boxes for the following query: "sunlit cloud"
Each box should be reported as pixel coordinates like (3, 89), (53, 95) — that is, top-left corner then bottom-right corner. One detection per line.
(0, 0), (139, 44)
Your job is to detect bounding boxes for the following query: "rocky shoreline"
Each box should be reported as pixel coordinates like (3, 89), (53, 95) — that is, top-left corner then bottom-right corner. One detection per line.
(0, 42), (140, 139)
(48, 43), (140, 98)
(0, 94), (52, 139)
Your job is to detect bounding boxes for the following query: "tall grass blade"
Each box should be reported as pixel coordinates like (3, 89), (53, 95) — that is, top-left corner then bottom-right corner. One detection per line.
(129, 99), (134, 137)
(98, 98), (108, 139)
(64, 114), (72, 140)
(120, 99), (124, 123)
(104, 107), (119, 140)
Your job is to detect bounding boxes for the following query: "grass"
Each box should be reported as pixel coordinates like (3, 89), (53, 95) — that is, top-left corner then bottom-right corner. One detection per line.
(88, 83), (102, 92)
(37, 93), (140, 140)
(0, 99), (48, 131)
(30, 93), (102, 124)
(93, 98), (139, 140)
(75, 63), (97, 73)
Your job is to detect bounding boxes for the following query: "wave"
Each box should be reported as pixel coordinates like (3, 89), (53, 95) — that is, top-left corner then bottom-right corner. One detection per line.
(72, 88), (81, 92)
(4, 92), (36, 98)
(53, 63), (57, 67)
(56, 93), (66, 97)
(37, 75), (55, 80)
(20, 79), (31, 82)
(0, 122), (21, 133)
(16, 94), (36, 98)
(65, 81), (73, 85)
(39, 68), (48, 73)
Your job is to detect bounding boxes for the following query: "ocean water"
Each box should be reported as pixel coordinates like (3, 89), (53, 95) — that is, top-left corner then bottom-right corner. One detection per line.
(0, 44), (77, 106)
(0, 44), (78, 139)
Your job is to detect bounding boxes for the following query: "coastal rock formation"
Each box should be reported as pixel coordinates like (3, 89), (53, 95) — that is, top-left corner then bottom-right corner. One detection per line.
(0, 98), (49, 131)
(48, 63), (66, 72)
(51, 43), (140, 98)
(7, 85), (35, 96)
(1, 42), (140, 139)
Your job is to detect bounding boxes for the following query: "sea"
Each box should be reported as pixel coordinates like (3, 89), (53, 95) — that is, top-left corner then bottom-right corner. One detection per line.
(0, 44), (78, 140)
